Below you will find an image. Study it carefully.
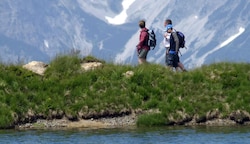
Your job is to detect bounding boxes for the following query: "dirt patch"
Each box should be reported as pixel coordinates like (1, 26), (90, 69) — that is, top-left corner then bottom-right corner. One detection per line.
(17, 114), (137, 130)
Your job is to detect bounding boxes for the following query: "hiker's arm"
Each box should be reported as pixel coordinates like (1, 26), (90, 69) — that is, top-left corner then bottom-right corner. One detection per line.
(137, 31), (147, 49)
(172, 32), (179, 52)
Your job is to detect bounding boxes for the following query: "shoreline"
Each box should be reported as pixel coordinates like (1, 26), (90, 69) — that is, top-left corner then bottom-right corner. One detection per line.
(16, 114), (250, 130)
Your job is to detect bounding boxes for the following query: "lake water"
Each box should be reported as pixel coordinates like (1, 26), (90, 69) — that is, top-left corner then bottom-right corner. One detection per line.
(0, 126), (250, 144)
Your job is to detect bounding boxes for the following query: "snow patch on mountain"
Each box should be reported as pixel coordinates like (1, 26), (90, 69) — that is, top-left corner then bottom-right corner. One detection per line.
(219, 27), (245, 48)
(105, 0), (136, 25)
(195, 27), (245, 67)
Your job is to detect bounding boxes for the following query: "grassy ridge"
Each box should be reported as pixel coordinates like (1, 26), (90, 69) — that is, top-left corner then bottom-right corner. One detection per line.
(0, 55), (250, 128)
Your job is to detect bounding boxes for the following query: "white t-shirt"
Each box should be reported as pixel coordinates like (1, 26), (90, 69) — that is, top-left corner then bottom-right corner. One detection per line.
(163, 32), (171, 48)
(163, 29), (176, 48)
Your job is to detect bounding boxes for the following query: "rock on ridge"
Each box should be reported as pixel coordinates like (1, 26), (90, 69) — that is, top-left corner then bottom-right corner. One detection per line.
(81, 62), (102, 71)
(22, 61), (103, 75)
(22, 61), (48, 75)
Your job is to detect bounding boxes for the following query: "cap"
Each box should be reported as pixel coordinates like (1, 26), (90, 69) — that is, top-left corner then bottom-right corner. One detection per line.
(166, 24), (173, 31)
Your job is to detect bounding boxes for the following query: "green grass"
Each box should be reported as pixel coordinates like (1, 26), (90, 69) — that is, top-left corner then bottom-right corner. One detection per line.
(0, 56), (250, 128)
(137, 113), (166, 127)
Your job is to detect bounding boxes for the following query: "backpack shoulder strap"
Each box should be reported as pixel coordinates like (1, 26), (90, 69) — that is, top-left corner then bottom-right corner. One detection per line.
(171, 31), (180, 51)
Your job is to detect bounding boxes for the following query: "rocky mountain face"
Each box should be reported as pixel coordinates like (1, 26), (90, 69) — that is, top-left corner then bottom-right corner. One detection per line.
(0, 0), (249, 69)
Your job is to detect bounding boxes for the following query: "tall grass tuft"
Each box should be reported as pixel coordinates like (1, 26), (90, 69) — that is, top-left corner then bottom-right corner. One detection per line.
(44, 55), (81, 79)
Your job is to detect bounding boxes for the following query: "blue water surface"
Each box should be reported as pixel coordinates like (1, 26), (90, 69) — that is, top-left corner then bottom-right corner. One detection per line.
(0, 126), (250, 144)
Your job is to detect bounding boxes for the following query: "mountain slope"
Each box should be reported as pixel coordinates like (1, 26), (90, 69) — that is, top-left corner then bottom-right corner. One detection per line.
(0, 0), (249, 69)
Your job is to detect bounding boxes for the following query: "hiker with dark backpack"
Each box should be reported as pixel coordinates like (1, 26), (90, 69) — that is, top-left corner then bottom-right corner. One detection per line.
(165, 24), (187, 71)
(136, 20), (150, 64)
(164, 19), (186, 71)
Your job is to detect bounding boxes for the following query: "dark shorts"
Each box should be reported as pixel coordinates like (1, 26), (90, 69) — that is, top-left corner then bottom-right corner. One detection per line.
(138, 49), (149, 59)
(167, 53), (179, 67)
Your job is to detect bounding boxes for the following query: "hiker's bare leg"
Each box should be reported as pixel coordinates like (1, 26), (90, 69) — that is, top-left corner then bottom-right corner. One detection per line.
(178, 62), (187, 71)
(138, 58), (143, 64)
(138, 58), (147, 64)
(138, 49), (149, 65)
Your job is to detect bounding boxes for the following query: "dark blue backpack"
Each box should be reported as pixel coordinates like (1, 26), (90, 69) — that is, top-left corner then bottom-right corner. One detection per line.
(176, 31), (185, 48)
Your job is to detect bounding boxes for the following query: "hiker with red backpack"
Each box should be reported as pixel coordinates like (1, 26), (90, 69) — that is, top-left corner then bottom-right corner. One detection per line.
(164, 19), (186, 71)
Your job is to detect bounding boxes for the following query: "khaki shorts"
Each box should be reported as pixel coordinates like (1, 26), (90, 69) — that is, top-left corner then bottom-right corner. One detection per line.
(138, 49), (149, 59)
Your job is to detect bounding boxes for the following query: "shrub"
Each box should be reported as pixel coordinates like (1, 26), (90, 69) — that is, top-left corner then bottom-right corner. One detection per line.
(137, 113), (166, 127)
